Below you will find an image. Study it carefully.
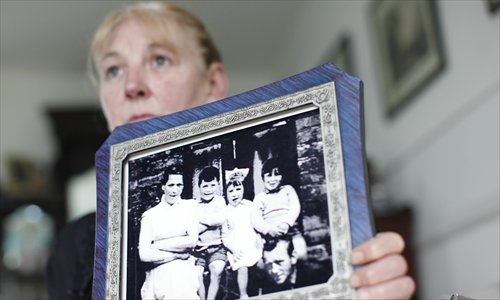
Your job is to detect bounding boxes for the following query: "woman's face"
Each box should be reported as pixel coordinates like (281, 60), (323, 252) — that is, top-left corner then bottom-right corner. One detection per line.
(163, 174), (184, 205)
(226, 183), (244, 207)
(97, 19), (212, 130)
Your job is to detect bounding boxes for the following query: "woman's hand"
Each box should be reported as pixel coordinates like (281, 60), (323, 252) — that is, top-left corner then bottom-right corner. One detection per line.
(277, 222), (290, 234)
(349, 232), (416, 300)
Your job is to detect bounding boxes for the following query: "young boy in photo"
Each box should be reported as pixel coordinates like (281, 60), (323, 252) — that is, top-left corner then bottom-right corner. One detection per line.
(194, 166), (228, 300)
(251, 158), (307, 261)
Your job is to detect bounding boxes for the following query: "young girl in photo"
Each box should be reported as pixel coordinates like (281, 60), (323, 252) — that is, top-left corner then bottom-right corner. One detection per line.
(223, 168), (262, 299)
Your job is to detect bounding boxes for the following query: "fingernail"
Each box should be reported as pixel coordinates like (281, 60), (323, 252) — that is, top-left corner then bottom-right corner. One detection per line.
(351, 251), (364, 264)
(356, 289), (369, 300)
(349, 274), (361, 288)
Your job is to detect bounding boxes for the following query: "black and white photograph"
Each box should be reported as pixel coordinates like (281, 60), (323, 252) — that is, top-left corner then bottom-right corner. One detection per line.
(123, 108), (333, 299)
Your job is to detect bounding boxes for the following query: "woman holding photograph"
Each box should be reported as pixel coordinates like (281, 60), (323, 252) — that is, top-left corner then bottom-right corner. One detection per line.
(47, 2), (414, 300)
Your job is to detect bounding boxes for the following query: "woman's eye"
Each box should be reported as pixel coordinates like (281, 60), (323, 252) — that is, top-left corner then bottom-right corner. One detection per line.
(153, 55), (171, 67)
(105, 66), (122, 79)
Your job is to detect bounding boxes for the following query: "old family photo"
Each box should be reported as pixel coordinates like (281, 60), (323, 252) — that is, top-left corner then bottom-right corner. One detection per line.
(125, 109), (334, 299)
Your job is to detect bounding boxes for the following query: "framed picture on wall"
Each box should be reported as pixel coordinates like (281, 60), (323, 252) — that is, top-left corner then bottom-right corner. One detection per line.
(487, 0), (500, 13)
(326, 35), (356, 76)
(92, 64), (374, 300)
(372, 0), (445, 117)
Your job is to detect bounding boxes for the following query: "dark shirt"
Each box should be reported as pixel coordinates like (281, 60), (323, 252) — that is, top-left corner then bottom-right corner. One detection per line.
(46, 213), (95, 300)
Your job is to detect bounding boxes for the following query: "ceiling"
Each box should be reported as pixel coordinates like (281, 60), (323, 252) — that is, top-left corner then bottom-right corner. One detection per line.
(0, 0), (306, 74)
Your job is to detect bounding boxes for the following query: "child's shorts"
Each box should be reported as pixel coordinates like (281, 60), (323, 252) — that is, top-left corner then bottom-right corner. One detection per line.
(194, 244), (227, 268)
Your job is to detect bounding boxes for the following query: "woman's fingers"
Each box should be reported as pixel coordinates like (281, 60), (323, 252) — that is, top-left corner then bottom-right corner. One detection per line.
(349, 254), (408, 287)
(348, 232), (414, 299)
(351, 232), (405, 265)
(354, 275), (416, 300)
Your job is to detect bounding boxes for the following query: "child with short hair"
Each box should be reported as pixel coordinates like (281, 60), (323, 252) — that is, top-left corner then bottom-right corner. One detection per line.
(194, 166), (227, 300)
(222, 168), (262, 299)
(251, 158), (307, 261)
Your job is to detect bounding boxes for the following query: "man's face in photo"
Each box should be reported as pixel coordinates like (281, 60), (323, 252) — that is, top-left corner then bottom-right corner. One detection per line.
(262, 240), (297, 285)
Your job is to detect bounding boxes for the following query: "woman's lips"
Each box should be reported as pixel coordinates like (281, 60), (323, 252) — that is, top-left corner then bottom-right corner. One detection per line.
(129, 114), (157, 123)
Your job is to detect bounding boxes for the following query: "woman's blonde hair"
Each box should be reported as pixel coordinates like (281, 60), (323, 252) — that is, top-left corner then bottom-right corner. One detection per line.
(88, 1), (221, 84)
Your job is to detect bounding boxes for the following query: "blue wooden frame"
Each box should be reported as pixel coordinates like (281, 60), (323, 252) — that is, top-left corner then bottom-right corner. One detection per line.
(93, 63), (374, 299)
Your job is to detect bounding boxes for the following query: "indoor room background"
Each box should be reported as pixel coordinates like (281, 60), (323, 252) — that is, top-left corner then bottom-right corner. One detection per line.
(1, 1), (498, 299)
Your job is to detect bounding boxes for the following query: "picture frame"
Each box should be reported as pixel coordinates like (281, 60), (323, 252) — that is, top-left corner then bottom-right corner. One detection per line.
(4, 155), (50, 198)
(487, 0), (500, 13)
(372, 0), (445, 117)
(92, 64), (374, 300)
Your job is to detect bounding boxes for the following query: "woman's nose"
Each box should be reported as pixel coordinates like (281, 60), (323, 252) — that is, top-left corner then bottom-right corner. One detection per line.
(125, 68), (151, 100)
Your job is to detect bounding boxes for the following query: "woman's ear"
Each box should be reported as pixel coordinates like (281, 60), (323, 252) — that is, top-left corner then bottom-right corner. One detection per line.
(205, 62), (229, 103)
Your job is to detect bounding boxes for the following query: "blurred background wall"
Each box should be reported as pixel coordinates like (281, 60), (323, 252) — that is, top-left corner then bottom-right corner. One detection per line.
(1, 1), (498, 299)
